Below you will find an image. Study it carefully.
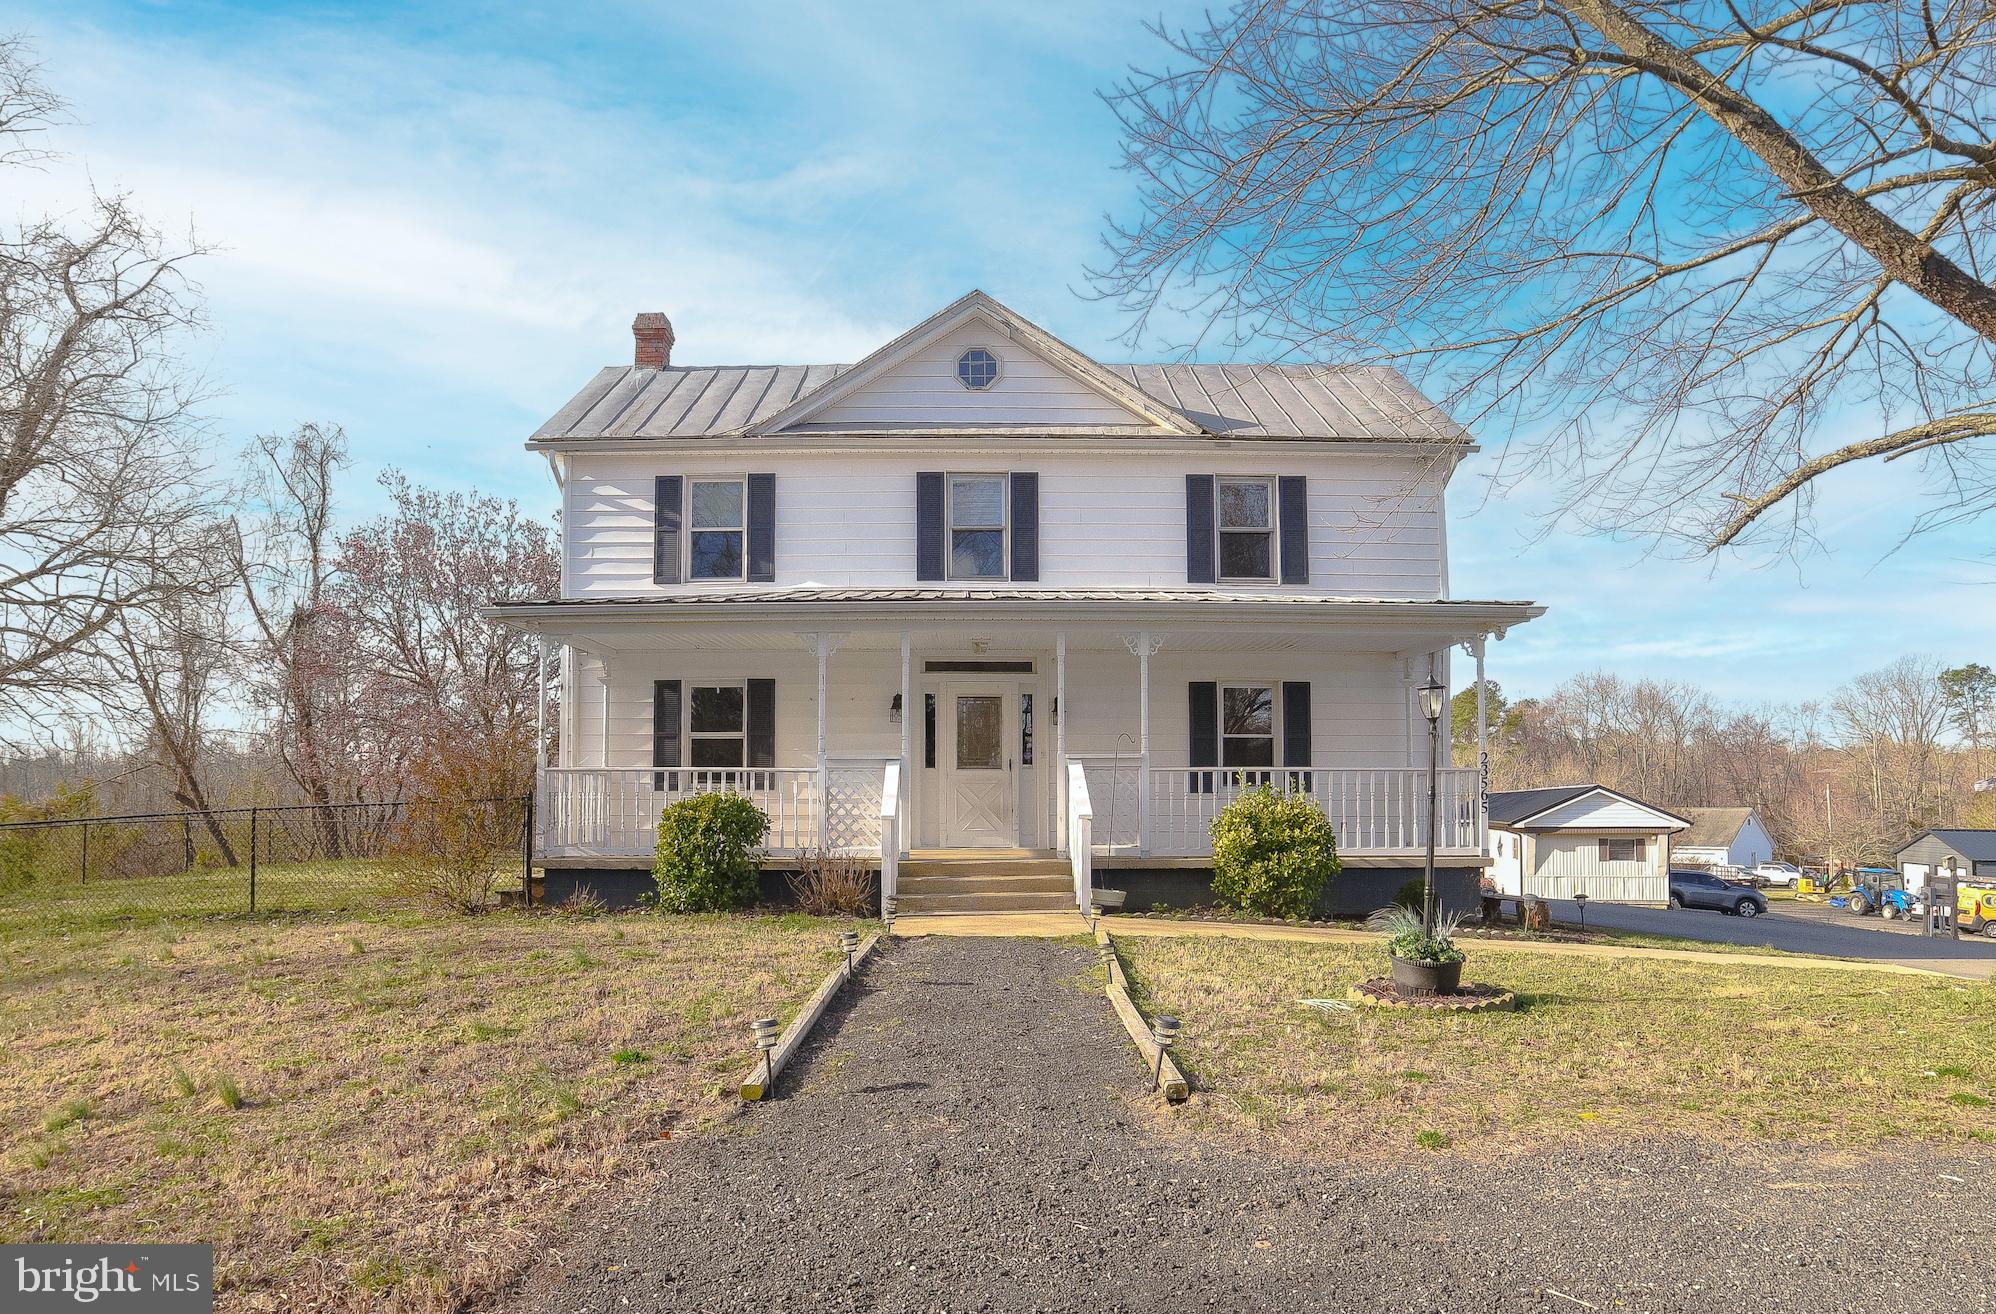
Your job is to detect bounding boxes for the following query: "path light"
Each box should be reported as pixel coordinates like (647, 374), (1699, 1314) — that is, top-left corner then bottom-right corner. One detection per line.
(750, 1017), (780, 1095)
(1572, 888), (1590, 933)
(1098, 940), (1116, 980)
(1150, 1014), (1181, 1087)
(839, 928), (860, 975)
(1416, 676), (1446, 938)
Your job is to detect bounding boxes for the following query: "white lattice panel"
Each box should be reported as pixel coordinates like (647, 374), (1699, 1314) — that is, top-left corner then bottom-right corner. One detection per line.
(823, 767), (885, 852)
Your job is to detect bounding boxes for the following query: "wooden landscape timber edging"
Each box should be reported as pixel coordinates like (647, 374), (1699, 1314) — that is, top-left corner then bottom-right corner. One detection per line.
(740, 932), (881, 1101)
(1095, 925), (1190, 1103)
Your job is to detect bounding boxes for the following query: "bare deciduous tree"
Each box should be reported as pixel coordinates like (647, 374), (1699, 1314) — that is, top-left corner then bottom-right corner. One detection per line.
(1096, 1), (1996, 553)
(232, 423), (370, 837)
(0, 35), (225, 726)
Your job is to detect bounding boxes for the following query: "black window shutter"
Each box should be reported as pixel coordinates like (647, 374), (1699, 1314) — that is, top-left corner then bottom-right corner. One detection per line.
(746, 678), (775, 767)
(1188, 680), (1218, 793)
(1185, 474), (1216, 584)
(1282, 681), (1312, 766)
(1278, 475), (1309, 584)
(653, 476), (683, 585)
(916, 472), (946, 581)
(652, 680), (682, 790)
(1009, 471), (1039, 582)
(746, 473), (776, 582)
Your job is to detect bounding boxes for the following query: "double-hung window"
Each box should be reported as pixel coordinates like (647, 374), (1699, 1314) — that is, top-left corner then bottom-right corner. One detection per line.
(688, 683), (745, 768)
(1216, 477), (1276, 582)
(948, 474), (1007, 581)
(1221, 684), (1275, 769)
(689, 479), (745, 581)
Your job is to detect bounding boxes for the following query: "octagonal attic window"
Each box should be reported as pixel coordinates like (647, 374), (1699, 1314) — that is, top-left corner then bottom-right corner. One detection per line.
(956, 348), (1000, 390)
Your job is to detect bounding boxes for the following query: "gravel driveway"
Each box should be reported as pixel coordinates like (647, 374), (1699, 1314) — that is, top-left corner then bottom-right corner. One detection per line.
(500, 935), (1996, 1313)
(1548, 898), (1996, 979)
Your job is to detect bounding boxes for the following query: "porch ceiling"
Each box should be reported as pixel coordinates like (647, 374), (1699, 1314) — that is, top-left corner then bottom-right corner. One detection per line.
(483, 589), (1544, 655)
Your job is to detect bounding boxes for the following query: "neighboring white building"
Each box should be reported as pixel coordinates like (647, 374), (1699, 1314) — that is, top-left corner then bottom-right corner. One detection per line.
(1486, 785), (1689, 904)
(1672, 807), (1776, 870)
(488, 291), (1545, 913)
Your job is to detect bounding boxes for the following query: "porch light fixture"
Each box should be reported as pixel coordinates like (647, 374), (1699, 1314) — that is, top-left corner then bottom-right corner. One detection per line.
(1416, 677), (1447, 724)
(889, 693), (903, 724)
(839, 928), (860, 975)
(1149, 1015), (1181, 1087)
(750, 1016), (781, 1095)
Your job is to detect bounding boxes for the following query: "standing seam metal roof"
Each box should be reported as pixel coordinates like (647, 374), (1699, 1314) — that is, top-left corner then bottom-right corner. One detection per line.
(531, 363), (1469, 442)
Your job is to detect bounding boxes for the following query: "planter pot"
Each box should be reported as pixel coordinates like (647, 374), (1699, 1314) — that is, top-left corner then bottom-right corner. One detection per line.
(1390, 954), (1463, 998)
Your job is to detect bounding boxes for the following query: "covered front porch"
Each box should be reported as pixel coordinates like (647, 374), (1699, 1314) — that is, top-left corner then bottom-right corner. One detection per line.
(493, 591), (1536, 907)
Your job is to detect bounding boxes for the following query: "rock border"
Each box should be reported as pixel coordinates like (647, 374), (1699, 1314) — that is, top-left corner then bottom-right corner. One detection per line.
(1095, 926), (1190, 1102)
(1346, 977), (1517, 1013)
(740, 932), (881, 1101)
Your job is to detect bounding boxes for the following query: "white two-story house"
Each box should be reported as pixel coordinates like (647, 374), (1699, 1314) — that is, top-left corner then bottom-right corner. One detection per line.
(489, 292), (1543, 915)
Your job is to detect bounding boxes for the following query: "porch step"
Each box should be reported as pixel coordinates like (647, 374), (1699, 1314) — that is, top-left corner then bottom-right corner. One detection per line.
(894, 889), (1079, 915)
(898, 872), (1071, 897)
(900, 853), (1069, 880)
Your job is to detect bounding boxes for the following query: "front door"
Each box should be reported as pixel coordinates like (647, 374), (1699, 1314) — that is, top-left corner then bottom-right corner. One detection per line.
(939, 685), (1017, 848)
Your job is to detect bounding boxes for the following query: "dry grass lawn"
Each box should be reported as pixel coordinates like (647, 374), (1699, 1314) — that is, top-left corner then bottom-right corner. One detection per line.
(0, 909), (847, 1311)
(1115, 934), (1996, 1155)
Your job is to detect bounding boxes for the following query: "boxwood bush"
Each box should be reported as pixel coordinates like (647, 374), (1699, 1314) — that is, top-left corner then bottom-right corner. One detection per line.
(653, 793), (769, 912)
(1209, 784), (1340, 919)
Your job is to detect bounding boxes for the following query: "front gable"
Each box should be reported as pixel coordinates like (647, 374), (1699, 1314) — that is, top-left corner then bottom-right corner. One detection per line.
(751, 290), (1201, 436)
(1510, 787), (1690, 833)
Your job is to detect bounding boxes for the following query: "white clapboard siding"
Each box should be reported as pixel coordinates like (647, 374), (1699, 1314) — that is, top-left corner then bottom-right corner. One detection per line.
(1530, 834), (1668, 903)
(808, 320), (1149, 428)
(1526, 791), (1683, 831)
(561, 450), (1445, 598)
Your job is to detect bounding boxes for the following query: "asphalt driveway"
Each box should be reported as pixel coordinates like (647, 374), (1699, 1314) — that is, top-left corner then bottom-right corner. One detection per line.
(499, 935), (1995, 1313)
(1547, 898), (1996, 979)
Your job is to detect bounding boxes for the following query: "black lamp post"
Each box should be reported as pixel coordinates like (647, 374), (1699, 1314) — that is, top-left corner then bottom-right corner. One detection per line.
(1416, 676), (1447, 937)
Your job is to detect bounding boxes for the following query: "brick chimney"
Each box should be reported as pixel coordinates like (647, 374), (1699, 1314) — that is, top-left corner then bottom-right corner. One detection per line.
(632, 312), (675, 368)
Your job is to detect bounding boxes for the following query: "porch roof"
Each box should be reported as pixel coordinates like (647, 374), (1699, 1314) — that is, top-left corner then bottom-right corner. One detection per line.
(484, 588), (1544, 652)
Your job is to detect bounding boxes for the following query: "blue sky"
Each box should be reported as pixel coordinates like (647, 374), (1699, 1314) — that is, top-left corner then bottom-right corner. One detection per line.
(10, 1), (1992, 704)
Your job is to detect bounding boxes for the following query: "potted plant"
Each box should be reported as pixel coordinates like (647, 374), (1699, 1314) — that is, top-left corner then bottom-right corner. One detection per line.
(1367, 904), (1466, 997)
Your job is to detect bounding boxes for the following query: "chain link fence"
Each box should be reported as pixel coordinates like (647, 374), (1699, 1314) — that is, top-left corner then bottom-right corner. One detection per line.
(0, 797), (533, 920)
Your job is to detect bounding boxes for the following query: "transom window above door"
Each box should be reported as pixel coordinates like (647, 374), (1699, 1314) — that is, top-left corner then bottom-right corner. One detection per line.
(1221, 684), (1275, 766)
(689, 683), (745, 766)
(1216, 477), (1275, 582)
(689, 479), (745, 580)
(948, 474), (1007, 581)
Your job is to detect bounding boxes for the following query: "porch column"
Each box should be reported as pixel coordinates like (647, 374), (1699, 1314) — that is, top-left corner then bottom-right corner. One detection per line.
(899, 631), (911, 853)
(815, 633), (830, 848)
(1473, 636), (1489, 846)
(1123, 631), (1162, 855)
(597, 658), (612, 770)
(1055, 630), (1068, 851)
(558, 645), (574, 768)
(533, 637), (548, 771)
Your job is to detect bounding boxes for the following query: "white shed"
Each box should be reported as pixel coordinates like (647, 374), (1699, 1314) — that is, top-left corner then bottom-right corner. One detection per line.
(1672, 807), (1776, 871)
(1486, 785), (1690, 904)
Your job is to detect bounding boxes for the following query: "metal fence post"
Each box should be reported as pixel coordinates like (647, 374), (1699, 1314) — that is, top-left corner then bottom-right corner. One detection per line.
(80, 823), (89, 884)
(248, 808), (259, 912)
(521, 792), (536, 908)
(183, 818), (193, 873)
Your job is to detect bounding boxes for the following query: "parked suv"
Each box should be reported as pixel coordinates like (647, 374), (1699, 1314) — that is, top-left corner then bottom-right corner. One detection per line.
(1750, 861), (1804, 889)
(1669, 869), (1769, 917)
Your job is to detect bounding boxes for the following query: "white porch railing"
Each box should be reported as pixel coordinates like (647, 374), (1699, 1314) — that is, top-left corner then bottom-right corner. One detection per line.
(536, 761), (1481, 862)
(1066, 759), (1093, 910)
(536, 760), (895, 858)
(1065, 760), (1481, 857)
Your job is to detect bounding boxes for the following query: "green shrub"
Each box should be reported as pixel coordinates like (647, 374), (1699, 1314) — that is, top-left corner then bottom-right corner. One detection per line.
(653, 793), (769, 912)
(1208, 785), (1340, 919)
(1392, 878), (1425, 912)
